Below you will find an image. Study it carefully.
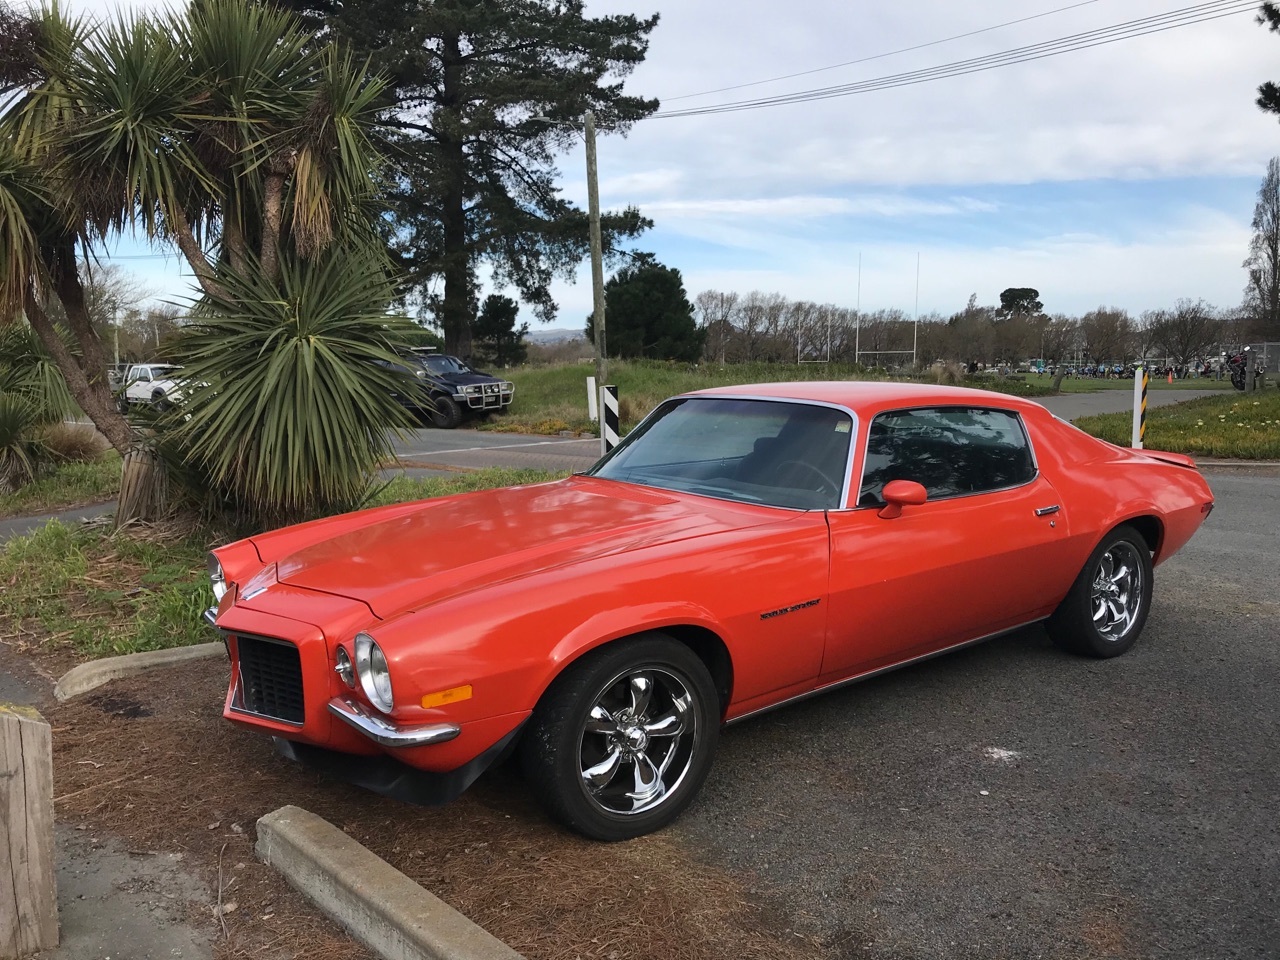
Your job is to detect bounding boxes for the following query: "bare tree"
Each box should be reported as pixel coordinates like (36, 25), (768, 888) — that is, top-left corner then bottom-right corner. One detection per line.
(694, 290), (738, 364)
(1243, 157), (1280, 338)
(1079, 307), (1134, 365)
(1042, 315), (1081, 390)
(1151, 299), (1222, 366)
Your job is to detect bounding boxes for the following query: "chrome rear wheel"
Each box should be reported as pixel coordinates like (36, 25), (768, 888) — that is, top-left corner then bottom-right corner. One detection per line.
(1090, 541), (1145, 643)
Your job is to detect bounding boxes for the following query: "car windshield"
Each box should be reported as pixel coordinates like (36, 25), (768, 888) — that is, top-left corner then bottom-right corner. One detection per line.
(423, 355), (472, 375)
(587, 397), (854, 510)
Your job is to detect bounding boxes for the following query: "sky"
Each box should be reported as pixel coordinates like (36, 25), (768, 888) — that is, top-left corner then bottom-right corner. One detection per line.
(64, 0), (1280, 327)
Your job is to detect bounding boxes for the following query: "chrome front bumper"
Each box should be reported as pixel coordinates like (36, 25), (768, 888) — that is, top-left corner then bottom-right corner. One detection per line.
(327, 696), (461, 748)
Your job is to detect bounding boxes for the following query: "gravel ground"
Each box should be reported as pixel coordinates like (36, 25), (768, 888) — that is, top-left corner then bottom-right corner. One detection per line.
(675, 469), (1279, 960)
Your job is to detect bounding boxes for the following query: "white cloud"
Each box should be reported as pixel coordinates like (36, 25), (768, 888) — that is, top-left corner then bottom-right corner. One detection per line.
(51, 0), (1280, 322)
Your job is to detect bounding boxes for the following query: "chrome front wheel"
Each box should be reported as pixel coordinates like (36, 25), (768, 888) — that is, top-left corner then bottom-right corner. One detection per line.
(578, 667), (699, 817)
(521, 635), (719, 841)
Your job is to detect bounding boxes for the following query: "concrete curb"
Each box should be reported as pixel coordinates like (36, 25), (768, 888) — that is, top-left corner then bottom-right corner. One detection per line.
(256, 805), (524, 960)
(53, 643), (225, 702)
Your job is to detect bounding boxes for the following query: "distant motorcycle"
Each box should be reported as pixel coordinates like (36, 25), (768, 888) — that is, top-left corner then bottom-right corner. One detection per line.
(1227, 352), (1248, 390)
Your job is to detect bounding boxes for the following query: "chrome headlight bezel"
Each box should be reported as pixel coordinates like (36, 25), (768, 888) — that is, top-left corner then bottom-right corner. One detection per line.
(334, 646), (355, 688)
(353, 632), (394, 713)
(207, 553), (228, 602)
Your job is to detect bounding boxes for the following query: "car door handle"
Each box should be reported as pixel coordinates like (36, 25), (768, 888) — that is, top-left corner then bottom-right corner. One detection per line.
(1035, 505), (1061, 517)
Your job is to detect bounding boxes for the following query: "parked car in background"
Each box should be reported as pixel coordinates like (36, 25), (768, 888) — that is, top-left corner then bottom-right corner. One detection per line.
(413, 352), (514, 428)
(373, 351), (515, 428)
(204, 382), (1213, 841)
(117, 363), (187, 411)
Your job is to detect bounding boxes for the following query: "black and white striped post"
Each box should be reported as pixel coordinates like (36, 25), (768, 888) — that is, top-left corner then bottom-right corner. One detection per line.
(601, 385), (620, 455)
(1131, 363), (1148, 448)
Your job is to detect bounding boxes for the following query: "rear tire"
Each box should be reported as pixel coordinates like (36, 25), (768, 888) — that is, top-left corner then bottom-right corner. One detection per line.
(428, 394), (463, 429)
(520, 634), (720, 841)
(1046, 524), (1153, 658)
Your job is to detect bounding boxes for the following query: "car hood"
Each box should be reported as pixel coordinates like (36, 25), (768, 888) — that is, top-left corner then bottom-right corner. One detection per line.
(262, 477), (782, 619)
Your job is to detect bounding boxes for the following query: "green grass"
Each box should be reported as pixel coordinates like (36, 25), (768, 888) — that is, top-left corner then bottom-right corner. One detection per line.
(0, 454), (120, 519)
(1074, 389), (1280, 459)
(368, 468), (566, 506)
(486, 360), (1055, 434)
(0, 467), (560, 661)
(0, 520), (211, 658)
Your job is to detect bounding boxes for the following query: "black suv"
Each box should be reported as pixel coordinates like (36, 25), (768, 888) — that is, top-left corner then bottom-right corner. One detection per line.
(380, 351), (515, 428)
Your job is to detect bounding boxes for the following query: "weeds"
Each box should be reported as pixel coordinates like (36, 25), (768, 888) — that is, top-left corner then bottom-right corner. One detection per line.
(0, 468), (563, 661)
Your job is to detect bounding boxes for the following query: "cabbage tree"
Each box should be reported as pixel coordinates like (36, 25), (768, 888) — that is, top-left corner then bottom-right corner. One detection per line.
(0, 0), (412, 522)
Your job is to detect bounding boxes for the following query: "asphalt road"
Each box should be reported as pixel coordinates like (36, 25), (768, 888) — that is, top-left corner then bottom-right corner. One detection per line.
(676, 467), (1280, 959)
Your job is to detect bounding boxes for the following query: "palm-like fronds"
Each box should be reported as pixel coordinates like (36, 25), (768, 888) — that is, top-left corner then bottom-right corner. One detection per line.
(0, 141), (46, 313)
(0, 323), (77, 421)
(171, 250), (417, 524)
(0, 393), (45, 492)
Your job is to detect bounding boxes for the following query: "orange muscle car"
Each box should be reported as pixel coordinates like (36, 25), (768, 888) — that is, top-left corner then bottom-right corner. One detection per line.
(205, 382), (1214, 840)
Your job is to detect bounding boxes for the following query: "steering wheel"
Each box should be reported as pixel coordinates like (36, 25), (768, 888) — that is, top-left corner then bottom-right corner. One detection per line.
(772, 459), (840, 497)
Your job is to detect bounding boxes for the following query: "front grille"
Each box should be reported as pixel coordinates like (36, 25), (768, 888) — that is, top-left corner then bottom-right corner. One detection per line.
(236, 634), (305, 724)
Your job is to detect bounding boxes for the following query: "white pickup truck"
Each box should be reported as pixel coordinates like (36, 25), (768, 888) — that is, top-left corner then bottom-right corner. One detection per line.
(116, 363), (187, 412)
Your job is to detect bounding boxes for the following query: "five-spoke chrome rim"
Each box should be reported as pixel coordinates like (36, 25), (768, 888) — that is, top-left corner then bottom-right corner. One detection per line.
(1091, 541), (1144, 642)
(577, 667), (699, 816)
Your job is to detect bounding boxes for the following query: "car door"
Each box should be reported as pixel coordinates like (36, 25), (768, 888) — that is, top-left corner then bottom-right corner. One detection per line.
(819, 406), (1073, 685)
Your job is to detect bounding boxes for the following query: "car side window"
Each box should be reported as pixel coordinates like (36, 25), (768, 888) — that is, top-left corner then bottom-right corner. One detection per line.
(858, 407), (1035, 506)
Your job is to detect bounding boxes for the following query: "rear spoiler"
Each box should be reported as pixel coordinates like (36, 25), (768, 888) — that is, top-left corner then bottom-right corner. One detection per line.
(1139, 449), (1198, 470)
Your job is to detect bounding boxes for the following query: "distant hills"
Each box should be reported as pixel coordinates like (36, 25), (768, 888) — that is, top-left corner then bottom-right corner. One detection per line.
(525, 327), (585, 344)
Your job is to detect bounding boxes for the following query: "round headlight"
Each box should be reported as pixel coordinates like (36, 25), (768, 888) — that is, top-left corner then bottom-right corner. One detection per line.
(207, 553), (228, 602)
(354, 632), (394, 713)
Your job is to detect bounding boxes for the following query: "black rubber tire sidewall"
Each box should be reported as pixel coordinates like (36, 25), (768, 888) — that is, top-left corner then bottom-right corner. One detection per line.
(1046, 524), (1153, 659)
(428, 394), (463, 429)
(519, 635), (720, 842)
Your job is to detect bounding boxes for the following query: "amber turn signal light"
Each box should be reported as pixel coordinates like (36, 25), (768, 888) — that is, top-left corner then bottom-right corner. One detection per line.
(421, 685), (473, 709)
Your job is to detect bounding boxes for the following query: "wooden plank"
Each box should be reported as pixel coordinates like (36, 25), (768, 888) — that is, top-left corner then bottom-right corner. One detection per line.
(0, 703), (58, 958)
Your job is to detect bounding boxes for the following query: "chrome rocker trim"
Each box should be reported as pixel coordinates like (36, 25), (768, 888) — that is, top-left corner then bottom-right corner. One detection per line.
(328, 696), (461, 748)
(725, 616), (1048, 726)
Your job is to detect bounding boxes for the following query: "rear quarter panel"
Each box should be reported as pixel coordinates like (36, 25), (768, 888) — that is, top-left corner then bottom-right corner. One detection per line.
(1028, 410), (1213, 566)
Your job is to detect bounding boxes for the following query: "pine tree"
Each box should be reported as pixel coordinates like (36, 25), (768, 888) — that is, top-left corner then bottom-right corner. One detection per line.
(271, 0), (659, 354)
(593, 255), (704, 363)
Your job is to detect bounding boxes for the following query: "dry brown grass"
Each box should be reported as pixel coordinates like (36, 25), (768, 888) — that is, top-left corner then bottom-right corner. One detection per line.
(42, 657), (828, 960)
(39, 422), (111, 463)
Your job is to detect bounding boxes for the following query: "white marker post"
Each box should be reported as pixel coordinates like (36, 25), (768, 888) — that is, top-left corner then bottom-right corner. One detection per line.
(586, 376), (598, 422)
(1131, 364), (1147, 448)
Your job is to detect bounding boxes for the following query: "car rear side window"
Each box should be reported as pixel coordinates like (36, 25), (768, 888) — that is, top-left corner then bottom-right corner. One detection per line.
(858, 407), (1035, 506)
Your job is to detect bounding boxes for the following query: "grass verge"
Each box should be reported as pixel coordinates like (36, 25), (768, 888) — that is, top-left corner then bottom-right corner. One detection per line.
(1073, 389), (1280, 458)
(0, 468), (561, 664)
(0, 453), (120, 519)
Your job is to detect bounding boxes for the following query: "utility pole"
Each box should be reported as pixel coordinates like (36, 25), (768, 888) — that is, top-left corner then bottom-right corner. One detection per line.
(855, 252), (861, 366)
(912, 252), (920, 370)
(584, 111), (607, 389)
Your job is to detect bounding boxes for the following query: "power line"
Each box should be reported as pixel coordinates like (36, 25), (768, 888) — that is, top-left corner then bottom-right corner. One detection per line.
(653, 0), (1256, 119)
(663, 0), (1105, 103)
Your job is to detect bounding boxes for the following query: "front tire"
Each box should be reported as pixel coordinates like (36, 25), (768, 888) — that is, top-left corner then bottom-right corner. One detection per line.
(1046, 524), (1153, 658)
(428, 394), (463, 429)
(520, 635), (720, 841)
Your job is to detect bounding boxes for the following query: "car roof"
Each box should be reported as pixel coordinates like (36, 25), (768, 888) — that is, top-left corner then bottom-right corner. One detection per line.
(684, 380), (1044, 415)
